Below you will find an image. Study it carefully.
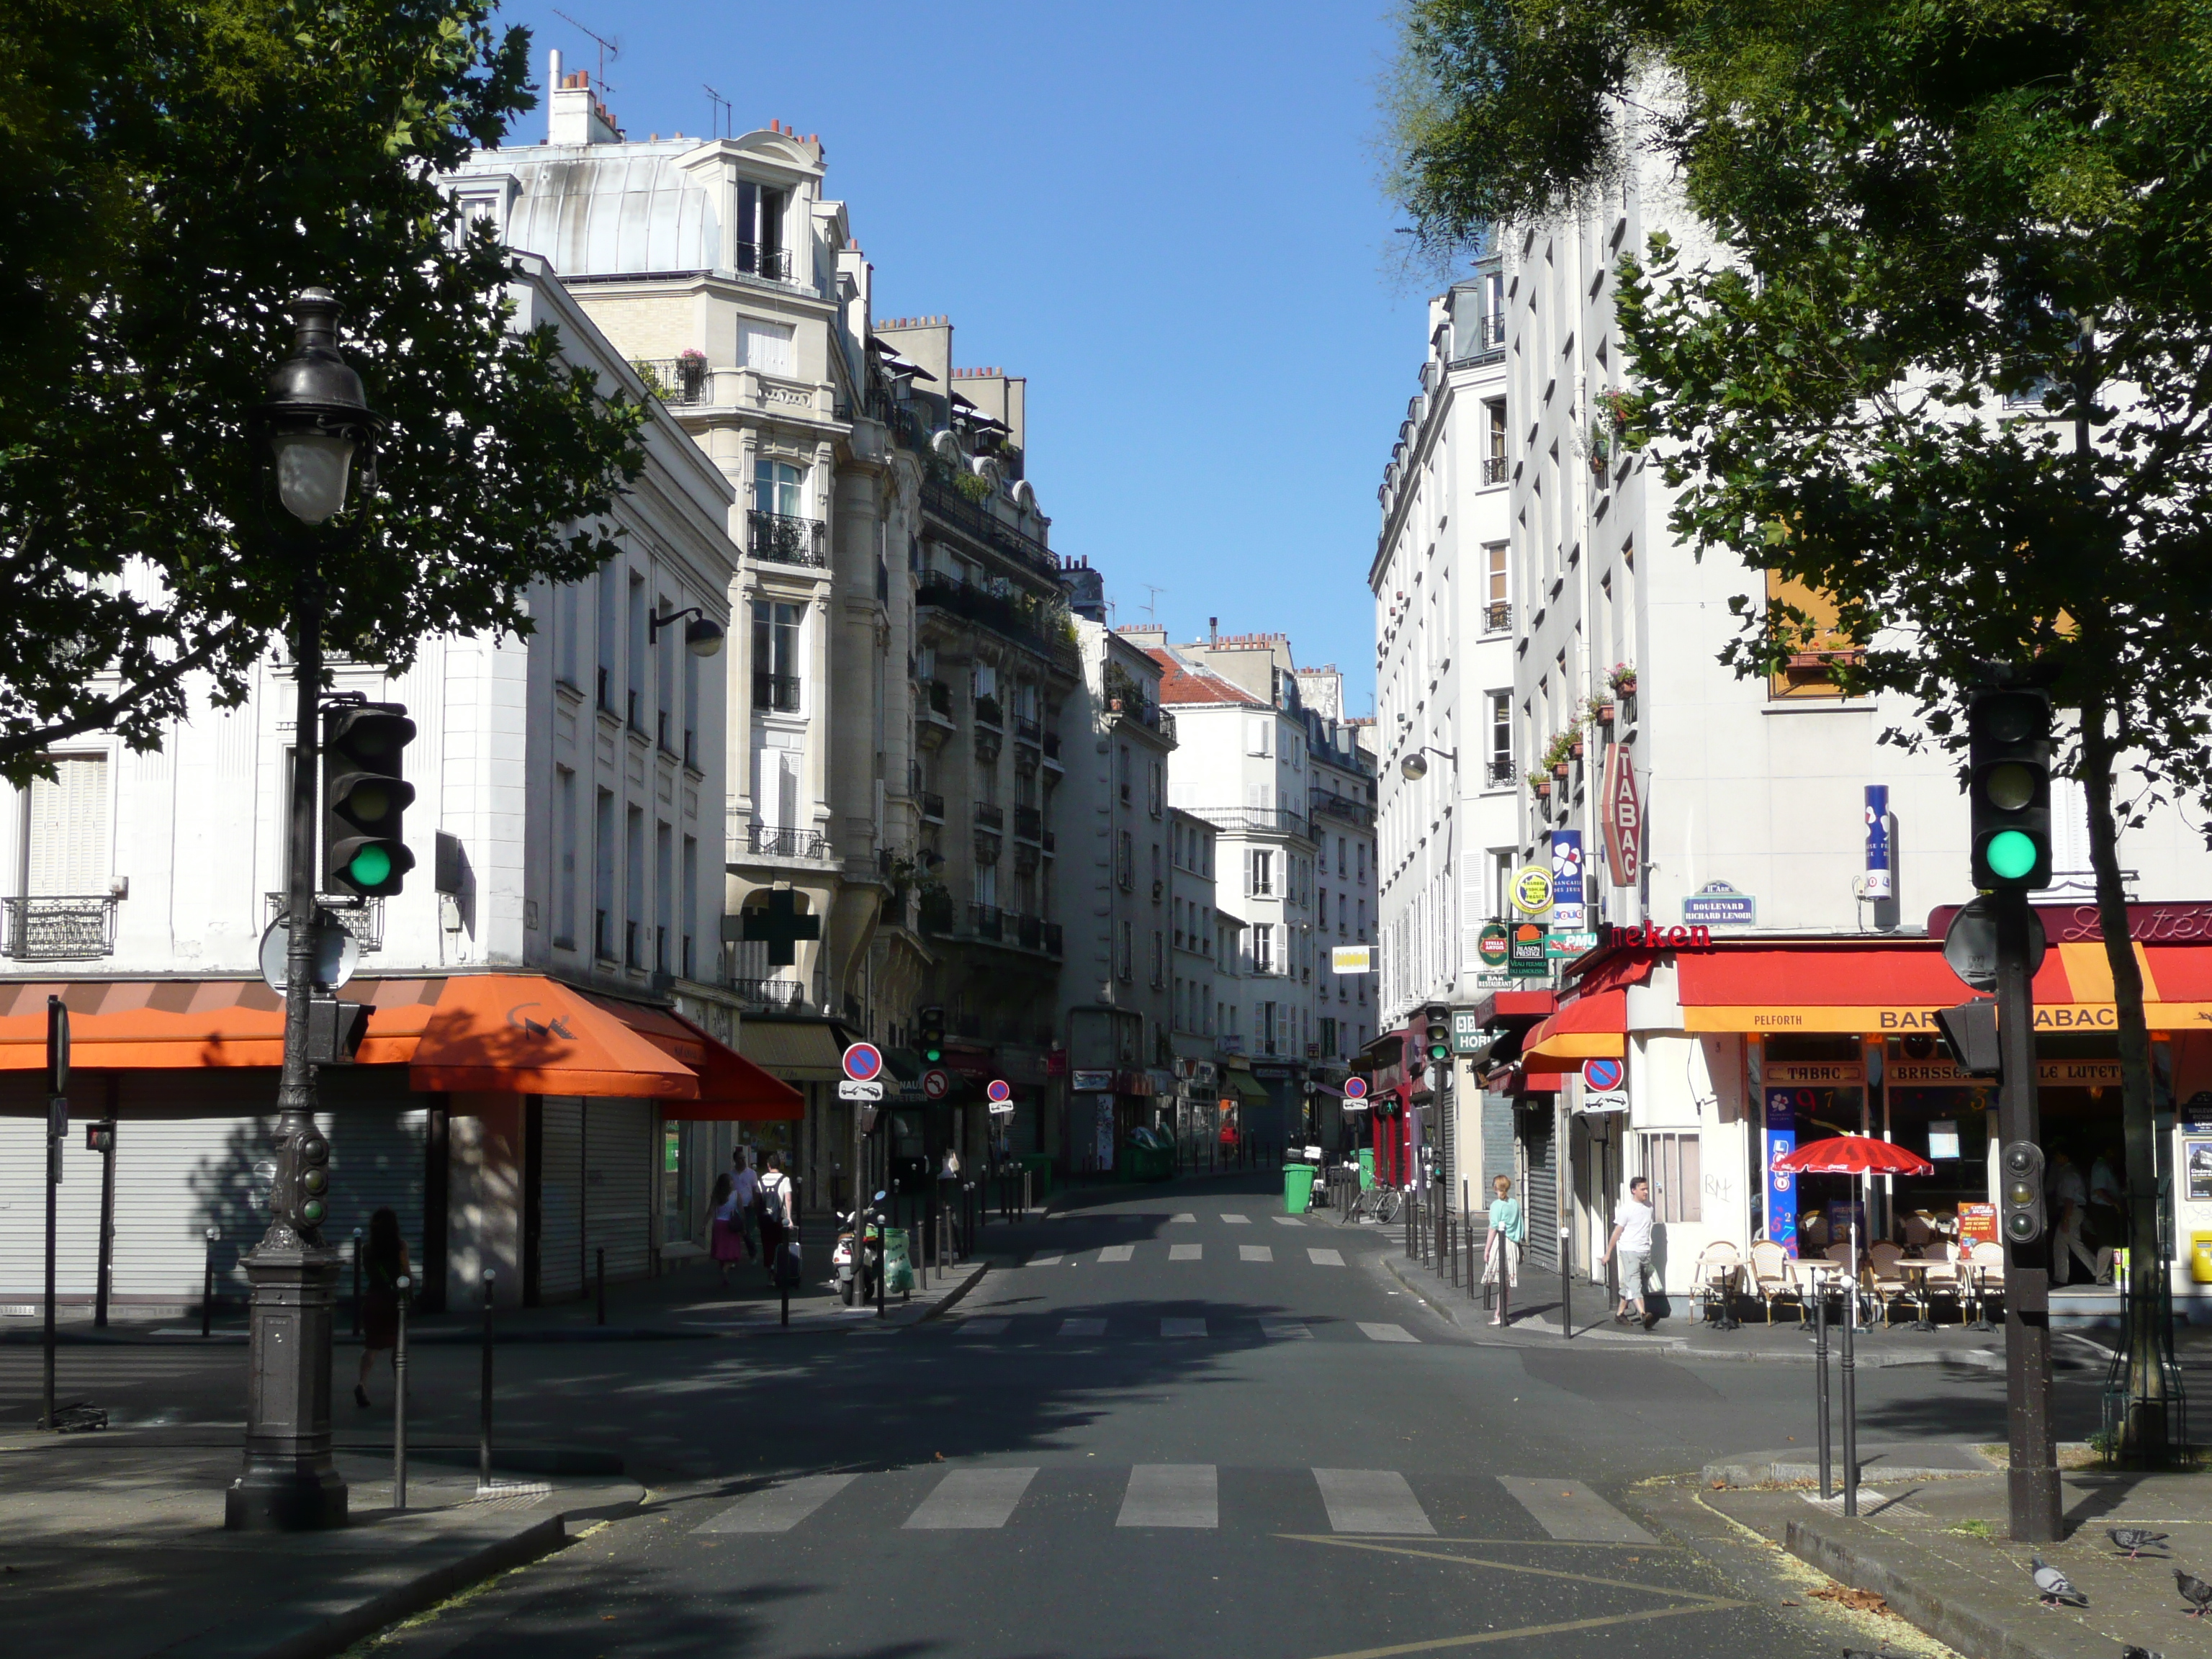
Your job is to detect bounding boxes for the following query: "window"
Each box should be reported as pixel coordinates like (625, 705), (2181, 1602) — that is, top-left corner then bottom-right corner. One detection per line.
(593, 788), (616, 960)
(1642, 1133), (1703, 1223)
(975, 860), (997, 908)
(752, 601), (801, 712)
(1251, 922), (1274, 974)
(557, 581), (580, 689)
(625, 804), (646, 969)
(680, 835), (698, 979)
(1246, 848), (1274, 897)
(1151, 841), (1162, 888)
(24, 754), (109, 896)
(1487, 692), (1513, 785)
(626, 570), (647, 731)
(1765, 572), (1853, 699)
(682, 633), (701, 768)
(1338, 835), (1346, 876)
(1118, 743), (1130, 804)
(1318, 888), (1328, 927)
(1116, 830), (1134, 890)
(1118, 920), (1133, 983)
(1483, 544), (1509, 629)
(654, 819), (673, 973)
(738, 319), (796, 376)
(595, 563), (619, 714)
(1151, 930), (1164, 987)
(1148, 760), (1163, 818)
(655, 592), (676, 752)
(1245, 717), (1272, 757)
(555, 767), (577, 949)
(735, 179), (787, 277)
(755, 459), (804, 519)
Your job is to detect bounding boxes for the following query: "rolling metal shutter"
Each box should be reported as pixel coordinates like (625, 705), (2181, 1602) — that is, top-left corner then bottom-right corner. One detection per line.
(537, 1097), (583, 1302)
(1483, 1094), (1516, 1200)
(1519, 1105), (1559, 1272)
(534, 1095), (655, 1303)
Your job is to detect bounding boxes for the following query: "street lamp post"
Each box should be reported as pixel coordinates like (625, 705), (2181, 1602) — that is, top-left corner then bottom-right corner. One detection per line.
(225, 289), (379, 1532)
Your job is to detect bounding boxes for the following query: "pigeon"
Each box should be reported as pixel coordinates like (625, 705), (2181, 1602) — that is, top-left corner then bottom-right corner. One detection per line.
(2032, 1556), (2087, 1609)
(2109, 1527), (2171, 1558)
(2178, 1568), (2212, 1619)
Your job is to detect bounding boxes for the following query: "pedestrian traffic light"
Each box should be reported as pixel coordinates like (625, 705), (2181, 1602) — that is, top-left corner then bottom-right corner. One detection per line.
(2000, 1140), (2046, 1245)
(919, 1004), (945, 1065)
(1424, 1005), (1452, 1065)
(1935, 999), (2001, 1077)
(323, 704), (416, 896)
(1968, 687), (2052, 890)
(84, 1121), (113, 1156)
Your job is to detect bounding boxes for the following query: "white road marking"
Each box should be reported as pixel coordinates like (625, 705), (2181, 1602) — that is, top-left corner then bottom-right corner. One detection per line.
(1313, 1468), (1435, 1535)
(1027, 1254), (1063, 1267)
(696, 1473), (856, 1534)
(1169, 1244), (1202, 1261)
(1239, 1244), (1273, 1262)
(1220, 1213), (1251, 1225)
(1117, 1464), (1218, 1529)
(1308, 1248), (1346, 1267)
(1097, 1244), (1135, 1262)
(1272, 1215), (1305, 1227)
(1495, 1477), (1656, 1543)
(1358, 1323), (1419, 1344)
(1260, 1318), (1313, 1340)
(1160, 1317), (1208, 1338)
(904, 1467), (1038, 1530)
(1171, 1213), (1197, 1223)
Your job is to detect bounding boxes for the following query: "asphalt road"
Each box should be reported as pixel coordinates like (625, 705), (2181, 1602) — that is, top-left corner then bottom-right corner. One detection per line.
(2, 1174), (2116, 1656)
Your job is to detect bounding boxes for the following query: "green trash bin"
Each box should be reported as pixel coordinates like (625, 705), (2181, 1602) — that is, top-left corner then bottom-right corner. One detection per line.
(1284, 1163), (1317, 1215)
(1358, 1148), (1375, 1192)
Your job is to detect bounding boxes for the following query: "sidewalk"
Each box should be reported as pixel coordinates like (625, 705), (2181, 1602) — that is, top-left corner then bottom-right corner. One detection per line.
(1708, 1449), (2212, 1659)
(0, 1426), (642, 1659)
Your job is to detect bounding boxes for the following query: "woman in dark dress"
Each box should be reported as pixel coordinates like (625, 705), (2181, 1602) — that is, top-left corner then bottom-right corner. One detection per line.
(356, 1207), (409, 1408)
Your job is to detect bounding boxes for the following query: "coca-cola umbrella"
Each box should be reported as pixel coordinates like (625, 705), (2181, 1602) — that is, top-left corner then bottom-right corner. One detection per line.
(1772, 1136), (1936, 1179)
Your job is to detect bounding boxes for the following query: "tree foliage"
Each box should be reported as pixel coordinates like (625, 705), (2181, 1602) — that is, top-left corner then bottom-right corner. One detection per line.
(0, 0), (645, 785)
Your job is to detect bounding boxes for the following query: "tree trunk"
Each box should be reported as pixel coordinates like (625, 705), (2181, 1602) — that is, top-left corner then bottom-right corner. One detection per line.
(2078, 696), (2169, 1466)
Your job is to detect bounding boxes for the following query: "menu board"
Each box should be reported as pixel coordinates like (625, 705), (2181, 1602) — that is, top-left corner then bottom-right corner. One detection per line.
(1958, 1202), (1997, 1244)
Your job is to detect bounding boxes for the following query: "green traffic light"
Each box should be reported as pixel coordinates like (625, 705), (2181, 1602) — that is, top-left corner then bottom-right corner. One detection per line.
(1987, 829), (2038, 880)
(347, 845), (393, 887)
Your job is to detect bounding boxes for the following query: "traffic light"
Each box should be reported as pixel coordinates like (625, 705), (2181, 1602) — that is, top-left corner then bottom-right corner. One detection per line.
(1968, 687), (2052, 890)
(1424, 1005), (1452, 1066)
(918, 1004), (945, 1065)
(2000, 1140), (2046, 1245)
(295, 1124), (331, 1231)
(306, 995), (372, 1066)
(84, 1121), (113, 1155)
(1935, 999), (2001, 1076)
(323, 703), (416, 896)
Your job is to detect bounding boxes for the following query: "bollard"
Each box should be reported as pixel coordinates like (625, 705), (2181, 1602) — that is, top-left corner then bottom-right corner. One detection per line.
(595, 1245), (606, 1326)
(393, 1273), (412, 1511)
(1560, 1223), (1573, 1341)
(201, 1226), (219, 1338)
(351, 1228), (364, 1339)
(1814, 1283), (1832, 1501)
(875, 1204), (887, 1319)
(1840, 1277), (1859, 1516)
(480, 1268), (496, 1491)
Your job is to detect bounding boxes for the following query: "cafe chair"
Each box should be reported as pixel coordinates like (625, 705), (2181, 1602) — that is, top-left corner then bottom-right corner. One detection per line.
(1865, 1240), (1914, 1326)
(1691, 1241), (1745, 1328)
(1748, 1240), (1802, 1325)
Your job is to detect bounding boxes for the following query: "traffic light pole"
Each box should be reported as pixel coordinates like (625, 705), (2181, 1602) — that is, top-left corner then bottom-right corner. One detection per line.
(1995, 886), (2059, 1542)
(227, 554), (348, 1531)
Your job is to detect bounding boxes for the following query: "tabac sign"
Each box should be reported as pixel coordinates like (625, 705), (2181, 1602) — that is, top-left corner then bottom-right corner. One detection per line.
(1601, 744), (1641, 887)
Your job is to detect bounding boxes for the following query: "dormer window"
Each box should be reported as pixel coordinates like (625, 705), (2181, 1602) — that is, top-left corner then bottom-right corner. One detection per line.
(736, 181), (787, 280)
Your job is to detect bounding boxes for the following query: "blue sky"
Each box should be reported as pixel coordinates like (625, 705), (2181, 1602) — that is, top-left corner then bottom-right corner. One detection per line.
(494, 1), (1452, 715)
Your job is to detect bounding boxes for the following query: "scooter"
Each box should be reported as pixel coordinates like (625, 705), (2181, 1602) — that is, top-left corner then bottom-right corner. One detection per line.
(834, 1196), (886, 1305)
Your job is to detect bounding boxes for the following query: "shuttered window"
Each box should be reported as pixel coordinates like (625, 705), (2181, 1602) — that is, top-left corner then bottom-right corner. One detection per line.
(26, 754), (109, 895)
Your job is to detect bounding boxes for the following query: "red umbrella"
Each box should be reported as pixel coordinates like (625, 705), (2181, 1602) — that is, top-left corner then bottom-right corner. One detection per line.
(1773, 1135), (1933, 1178)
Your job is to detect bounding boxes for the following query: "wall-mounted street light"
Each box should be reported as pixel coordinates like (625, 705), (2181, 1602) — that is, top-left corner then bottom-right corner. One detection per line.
(1399, 747), (1457, 782)
(649, 605), (727, 657)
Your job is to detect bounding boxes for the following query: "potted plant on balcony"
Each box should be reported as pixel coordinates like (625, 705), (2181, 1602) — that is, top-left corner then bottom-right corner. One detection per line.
(1609, 661), (1638, 724)
(1527, 768), (1552, 799)
(677, 349), (708, 401)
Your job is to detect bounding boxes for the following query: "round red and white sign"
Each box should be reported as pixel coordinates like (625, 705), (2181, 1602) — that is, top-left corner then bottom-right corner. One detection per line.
(1581, 1058), (1624, 1092)
(920, 1068), (950, 1101)
(842, 1042), (884, 1083)
(1342, 1076), (1369, 1100)
(986, 1079), (1012, 1104)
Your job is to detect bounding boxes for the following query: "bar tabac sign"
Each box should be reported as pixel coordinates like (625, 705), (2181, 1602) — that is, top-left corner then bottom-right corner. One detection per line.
(1601, 744), (1640, 887)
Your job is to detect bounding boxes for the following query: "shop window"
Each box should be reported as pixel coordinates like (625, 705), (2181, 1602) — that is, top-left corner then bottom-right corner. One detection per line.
(1640, 1133), (1701, 1223)
(1765, 572), (1859, 699)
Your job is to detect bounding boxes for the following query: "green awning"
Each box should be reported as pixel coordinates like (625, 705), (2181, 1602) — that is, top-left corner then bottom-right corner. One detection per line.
(1223, 1069), (1269, 1103)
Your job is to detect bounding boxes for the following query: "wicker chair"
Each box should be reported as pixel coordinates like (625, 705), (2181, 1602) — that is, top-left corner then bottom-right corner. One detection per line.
(1866, 1240), (1913, 1326)
(1691, 1241), (1745, 1328)
(1748, 1240), (1802, 1324)
(1966, 1240), (2007, 1325)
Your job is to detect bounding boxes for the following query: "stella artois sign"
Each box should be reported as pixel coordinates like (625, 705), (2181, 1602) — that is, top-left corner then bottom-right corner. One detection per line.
(1601, 743), (1641, 886)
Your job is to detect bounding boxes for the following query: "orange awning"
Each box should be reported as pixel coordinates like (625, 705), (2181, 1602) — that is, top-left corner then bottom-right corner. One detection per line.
(585, 992), (802, 1120)
(408, 976), (696, 1098)
(0, 976), (444, 1070)
(1521, 989), (1627, 1072)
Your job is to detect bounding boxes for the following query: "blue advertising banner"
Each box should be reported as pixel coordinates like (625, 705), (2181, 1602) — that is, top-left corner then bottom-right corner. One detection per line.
(1764, 1089), (1799, 1258)
(1550, 830), (1586, 930)
(1864, 785), (1892, 900)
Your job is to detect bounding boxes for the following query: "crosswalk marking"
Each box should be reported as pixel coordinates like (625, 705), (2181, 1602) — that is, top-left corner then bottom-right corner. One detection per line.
(1272, 1215), (1305, 1227)
(957, 1318), (1009, 1336)
(904, 1467), (1038, 1530)
(1220, 1213), (1251, 1225)
(1313, 1468), (1435, 1535)
(1060, 1317), (1106, 1337)
(1171, 1213), (1197, 1223)
(1495, 1477), (1655, 1544)
(1358, 1323), (1419, 1344)
(1028, 1254), (1063, 1267)
(1097, 1244), (1135, 1263)
(1161, 1317), (1208, 1338)
(1260, 1318), (1313, 1340)
(1239, 1244), (1273, 1262)
(696, 1474), (857, 1534)
(1169, 1243), (1202, 1261)
(1308, 1248), (1345, 1267)
(1117, 1464), (1218, 1529)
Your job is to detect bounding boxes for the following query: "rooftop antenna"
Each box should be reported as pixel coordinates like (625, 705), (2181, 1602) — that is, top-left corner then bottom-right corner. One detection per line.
(1141, 584), (1165, 624)
(551, 9), (619, 96)
(703, 84), (730, 140)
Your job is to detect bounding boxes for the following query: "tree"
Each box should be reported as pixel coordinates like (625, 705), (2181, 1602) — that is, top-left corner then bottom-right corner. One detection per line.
(1385, 0), (2212, 1463)
(0, 0), (644, 785)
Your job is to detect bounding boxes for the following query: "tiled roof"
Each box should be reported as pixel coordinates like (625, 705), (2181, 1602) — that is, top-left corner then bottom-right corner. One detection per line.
(1146, 648), (1266, 708)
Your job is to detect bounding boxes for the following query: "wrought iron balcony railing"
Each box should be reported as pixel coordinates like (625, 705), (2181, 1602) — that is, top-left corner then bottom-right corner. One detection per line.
(1483, 601), (1511, 633)
(263, 892), (382, 953)
(1014, 716), (1042, 745)
(747, 824), (827, 860)
(919, 792), (945, 822)
(974, 695), (1003, 729)
(1013, 806), (1043, 841)
(749, 510), (828, 568)
(1485, 757), (1516, 788)
(4, 895), (120, 961)
(1483, 454), (1510, 486)
(632, 357), (711, 406)
(733, 978), (807, 1011)
(754, 672), (801, 713)
(974, 802), (1004, 831)
(736, 241), (792, 282)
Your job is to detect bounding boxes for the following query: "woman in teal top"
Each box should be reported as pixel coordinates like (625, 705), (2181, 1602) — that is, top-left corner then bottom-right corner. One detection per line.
(1483, 1174), (1526, 1328)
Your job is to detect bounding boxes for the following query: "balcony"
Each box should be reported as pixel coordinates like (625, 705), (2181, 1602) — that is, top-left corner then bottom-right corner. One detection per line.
(1042, 829), (1056, 855)
(631, 356), (710, 407)
(754, 672), (801, 713)
(914, 569), (1069, 665)
(919, 475), (1054, 577)
(974, 802), (1004, 832)
(927, 679), (954, 718)
(919, 791), (945, 823)
(936, 902), (1063, 957)
(1110, 695), (1172, 741)
(735, 241), (792, 283)
(1483, 600), (1511, 633)
(1189, 806), (1309, 842)
(974, 694), (1003, 729)
(263, 892), (383, 954)
(733, 978), (807, 1012)
(1483, 454), (1510, 486)
(1013, 805), (1043, 842)
(3, 895), (120, 961)
(749, 510), (828, 569)
(1310, 792), (1374, 829)
(747, 824), (828, 860)
(970, 902), (1004, 942)
(1485, 757), (1516, 788)
(1014, 716), (1041, 745)
(1042, 729), (1062, 765)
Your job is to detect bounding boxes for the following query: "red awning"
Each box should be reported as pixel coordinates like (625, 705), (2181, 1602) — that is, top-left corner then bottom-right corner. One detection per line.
(583, 994), (803, 1121)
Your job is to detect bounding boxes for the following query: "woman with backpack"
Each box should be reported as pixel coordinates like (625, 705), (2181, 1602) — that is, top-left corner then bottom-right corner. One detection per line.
(758, 1151), (793, 1285)
(356, 1208), (409, 1408)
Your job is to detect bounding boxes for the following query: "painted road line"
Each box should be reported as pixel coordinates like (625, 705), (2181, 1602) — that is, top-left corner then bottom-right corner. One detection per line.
(1357, 1323), (1419, 1344)
(1220, 1213), (1251, 1225)
(1171, 1213), (1197, 1223)
(1117, 1464), (1218, 1529)
(1169, 1243), (1202, 1262)
(1059, 1317), (1106, 1337)
(1272, 1215), (1305, 1226)
(903, 1467), (1038, 1530)
(1239, 1244), (1273, 1263)
(1160, 1317), (1208, 1338)
(1028, 1254), (1063, 1267)
(1308, 1248), (1346, 1267)
(956, 1318), (1010, 1336)
(1313, 1468), (1436, 1536)
(1260, 1318), (1313, 1340)
(1097, 1244), (1136, 1263)
(696, 1473), (857, 1534)
(1495, 1477), (1656, 1544)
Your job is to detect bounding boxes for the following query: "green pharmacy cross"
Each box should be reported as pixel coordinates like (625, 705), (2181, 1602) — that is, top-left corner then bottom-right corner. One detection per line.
(742, 888), (821, 967)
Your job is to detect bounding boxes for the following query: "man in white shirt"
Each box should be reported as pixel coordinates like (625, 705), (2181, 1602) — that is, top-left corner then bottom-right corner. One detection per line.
(1603, 1176), (1656, 1327)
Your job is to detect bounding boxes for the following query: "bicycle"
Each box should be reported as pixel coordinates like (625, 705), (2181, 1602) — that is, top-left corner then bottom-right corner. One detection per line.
(1356, 1184), (1402, 1225)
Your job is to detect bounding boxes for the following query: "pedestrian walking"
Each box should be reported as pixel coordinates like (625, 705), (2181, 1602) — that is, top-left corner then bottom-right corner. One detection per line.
(730, 1149), (763, 1264)
(758, 1152), (792, 1285)
(708, 1172), (746, 1288)
(1603, 1176), (1655, 1328)
(355, 1207), (409, 1408)
(938, 1146), (962, 1256)
(1483, 1174), (1524, 1326)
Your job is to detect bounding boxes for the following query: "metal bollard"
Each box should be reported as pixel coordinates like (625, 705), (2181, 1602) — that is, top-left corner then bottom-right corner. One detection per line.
(595, 1245), (606, 1326)
(393, 1273), (412, 1511)
(875, 1206), (887, 1319)
(1840, 1284), (1859, 1516)
(351, 1228), (364, 1339)
(1814, 1285), (1832, 1501)
(480, 1268), (496, 1491)
(202, 1226), (219, 1338)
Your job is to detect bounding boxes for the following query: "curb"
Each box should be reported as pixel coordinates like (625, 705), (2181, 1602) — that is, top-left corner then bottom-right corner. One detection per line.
(912, 1262), (987, 1323)
(1781, 1508), (2113, 1659)
(1700, 1449), (1994, 1488)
